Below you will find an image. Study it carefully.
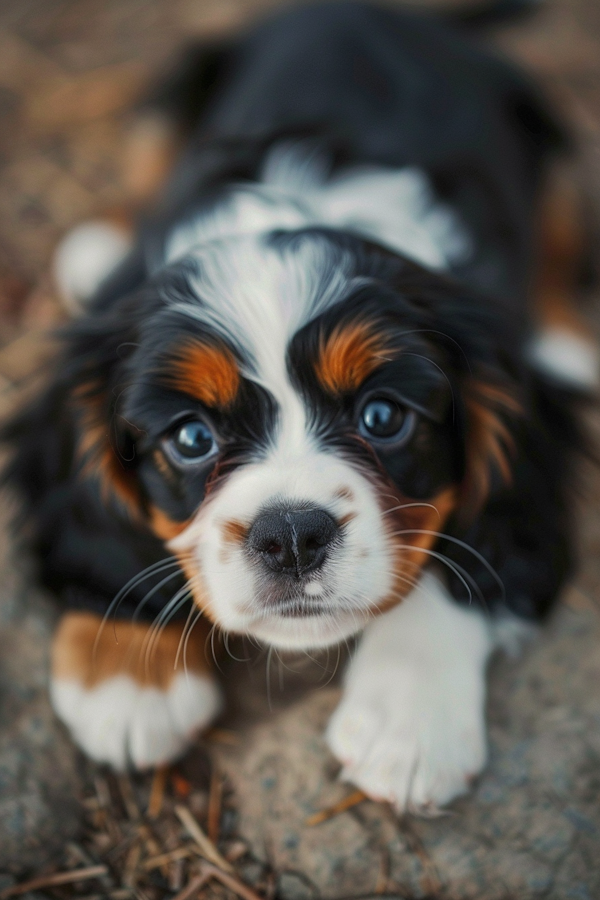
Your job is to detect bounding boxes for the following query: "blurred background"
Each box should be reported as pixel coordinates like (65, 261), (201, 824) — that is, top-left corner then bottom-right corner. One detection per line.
(1, 1), (600, 896)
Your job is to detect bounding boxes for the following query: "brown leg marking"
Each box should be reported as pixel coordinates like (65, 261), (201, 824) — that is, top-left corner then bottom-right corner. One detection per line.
(51, 610), (214, 689)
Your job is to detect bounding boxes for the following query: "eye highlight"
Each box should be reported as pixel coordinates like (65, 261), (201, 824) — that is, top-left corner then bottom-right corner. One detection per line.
(165, 419), (217, 464)
(358, 396), (416, 445)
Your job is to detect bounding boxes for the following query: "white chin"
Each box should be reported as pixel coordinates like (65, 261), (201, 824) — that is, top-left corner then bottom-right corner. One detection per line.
(246, 611), (368, 650)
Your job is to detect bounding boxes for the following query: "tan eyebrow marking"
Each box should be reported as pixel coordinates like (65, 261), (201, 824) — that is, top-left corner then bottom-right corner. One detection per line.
(166, 340), (240, 408)
(315, 320), (394, 395)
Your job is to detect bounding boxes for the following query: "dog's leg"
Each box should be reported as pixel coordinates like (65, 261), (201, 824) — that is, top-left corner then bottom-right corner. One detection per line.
(325, 571), (492, 813)
(50, 612), (222, 770)
(528, 161), (598, 388)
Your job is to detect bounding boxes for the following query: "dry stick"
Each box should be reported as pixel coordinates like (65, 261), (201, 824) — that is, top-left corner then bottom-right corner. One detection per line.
(168, 871), (211, 900)
(305, 789), (367, 826)
(200, 862), (265, 900)
(174, 804), (234, 874)
(207, 765), (223, 845)
(0, 866), (109, 899)
(66, 841), (115, 891)
(147, 765), (168, 819)
(142, 847), (194, 872)
(118, 774), (141, 821)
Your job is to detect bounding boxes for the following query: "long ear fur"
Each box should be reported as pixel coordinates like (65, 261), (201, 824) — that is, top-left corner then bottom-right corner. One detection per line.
(1, 295), (183, 621)
(441, 371), (585, 619)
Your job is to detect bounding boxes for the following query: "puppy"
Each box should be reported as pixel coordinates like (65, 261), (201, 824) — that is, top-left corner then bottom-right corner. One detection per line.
(4, 0), (595, 812)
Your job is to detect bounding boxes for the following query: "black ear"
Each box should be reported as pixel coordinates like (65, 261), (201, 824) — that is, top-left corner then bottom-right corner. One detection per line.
(1, 297), (184, 621)
(138, 38), (238, 134)
(439, 375), (582, 620)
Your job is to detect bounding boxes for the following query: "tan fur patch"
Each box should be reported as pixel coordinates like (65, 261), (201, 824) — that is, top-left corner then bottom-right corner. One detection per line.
(338, 511), (357, 527)
(333, 486), (355, 502)
(74, 383), (141, 518)
(52, 611), (212, 689)
(462, 379), (522, 514)
(221, 519), (248, 545)
(166, 340), (240, 408)
(149, 506), (191, 541)
(316, 320), (394, 395)
(378, 486), (458, 614)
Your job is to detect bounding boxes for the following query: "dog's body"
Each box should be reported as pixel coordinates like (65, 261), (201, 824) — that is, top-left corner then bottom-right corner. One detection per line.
(4, 1), (595, 810)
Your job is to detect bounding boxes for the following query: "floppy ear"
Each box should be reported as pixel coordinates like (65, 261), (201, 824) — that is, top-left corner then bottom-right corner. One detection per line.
(71, 376), (144, 519)
(1, 309), (180, 620)
(439, 371), (580, 619)
(460, 374), (523, 518)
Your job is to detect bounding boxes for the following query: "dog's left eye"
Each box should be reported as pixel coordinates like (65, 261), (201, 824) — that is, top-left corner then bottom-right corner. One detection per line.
(359, 397), (416, 444)
(166, 420), (217, 464)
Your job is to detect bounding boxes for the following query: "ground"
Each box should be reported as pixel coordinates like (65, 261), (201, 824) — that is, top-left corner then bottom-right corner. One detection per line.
(0, 0), (599, 897)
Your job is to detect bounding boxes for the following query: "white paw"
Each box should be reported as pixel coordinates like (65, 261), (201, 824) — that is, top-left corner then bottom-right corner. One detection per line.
(325, 663), (487, 813)
(50, 673), (222, 770)
(325, 571), (491, 813)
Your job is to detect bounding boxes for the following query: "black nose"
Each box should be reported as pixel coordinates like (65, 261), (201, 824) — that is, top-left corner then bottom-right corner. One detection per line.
(247, 508), (340, 577)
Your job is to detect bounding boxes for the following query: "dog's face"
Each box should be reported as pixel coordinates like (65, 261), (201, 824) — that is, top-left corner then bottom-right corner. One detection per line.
(76, 229), (519, 649)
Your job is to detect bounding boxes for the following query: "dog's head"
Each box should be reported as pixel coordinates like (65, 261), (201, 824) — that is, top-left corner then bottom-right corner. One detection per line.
(72, 227), (520, 649)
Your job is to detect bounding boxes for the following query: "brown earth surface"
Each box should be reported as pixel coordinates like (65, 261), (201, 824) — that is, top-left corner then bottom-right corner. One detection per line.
(1, 1), (600, 898)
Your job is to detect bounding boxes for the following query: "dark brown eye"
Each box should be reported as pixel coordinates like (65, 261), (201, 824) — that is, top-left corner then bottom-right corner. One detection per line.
(359, 398), (415, 443)
(168, 420), (216, 463)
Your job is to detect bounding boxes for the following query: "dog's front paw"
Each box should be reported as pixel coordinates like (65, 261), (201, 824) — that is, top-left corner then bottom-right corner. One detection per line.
(325, 573), (491, 813)
(50, 612), (222, 770)
(51, 671), (221, 770)
(325, 664), (487, 813)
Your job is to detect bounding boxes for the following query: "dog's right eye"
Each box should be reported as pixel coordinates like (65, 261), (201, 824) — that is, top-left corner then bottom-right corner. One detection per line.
(165, 420), (217, 464)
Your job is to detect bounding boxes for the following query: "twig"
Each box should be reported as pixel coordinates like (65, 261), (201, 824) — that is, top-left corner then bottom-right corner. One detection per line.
(207, 765), (223, 845)
(142, 847), (194, 872)
(117, 774), (141, 821)
(169, 871), (211, 900)
(174, 804), (234, 873)
(305, 789), (367, 826)
(123, 841), (141, 889)
(201, 862), (265, 900)
(0, 866), (109, 899)
(65, 841), (115, 891)
(147, 766), (168, 819)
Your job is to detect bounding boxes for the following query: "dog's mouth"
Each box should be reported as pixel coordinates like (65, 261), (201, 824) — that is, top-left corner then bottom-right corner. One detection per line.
(252, 576), (337, 618)
(269, 599), (328, 618)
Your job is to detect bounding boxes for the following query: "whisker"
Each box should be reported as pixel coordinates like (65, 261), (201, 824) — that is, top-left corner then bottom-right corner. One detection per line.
(393, 544), (485, 608)
(209, 621), (224, 674)
(175, 602), (197, 670)
(382, 501), (442, 518)
(183, 606), (204, 691)
(92, 557), (186, 662)
(389, 527), (504, 600)
(143, 587), (193, 678)
(223, 631), (251, 663)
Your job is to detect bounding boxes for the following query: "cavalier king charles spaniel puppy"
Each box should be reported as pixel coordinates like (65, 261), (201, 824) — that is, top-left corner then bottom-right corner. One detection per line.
(4, 0), (596, 812)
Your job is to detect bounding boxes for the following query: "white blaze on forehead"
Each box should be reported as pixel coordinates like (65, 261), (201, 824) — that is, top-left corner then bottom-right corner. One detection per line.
(165, 233), (353, 452)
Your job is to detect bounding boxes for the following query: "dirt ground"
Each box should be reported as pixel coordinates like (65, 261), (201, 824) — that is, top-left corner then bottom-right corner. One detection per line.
(1, 1), (600, 898)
